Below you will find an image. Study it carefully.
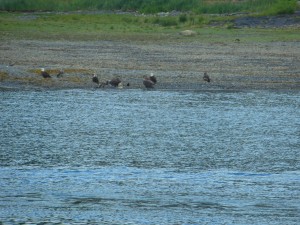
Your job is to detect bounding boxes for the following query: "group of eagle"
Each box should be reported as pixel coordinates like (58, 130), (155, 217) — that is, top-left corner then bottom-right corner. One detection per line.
(92, 72), (158, 88)
(40, 68), (211, 88)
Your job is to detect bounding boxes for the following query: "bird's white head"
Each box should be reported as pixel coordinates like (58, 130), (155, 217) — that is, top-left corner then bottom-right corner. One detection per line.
(150, 73), (154, 77)
(41, 68), (45, 72)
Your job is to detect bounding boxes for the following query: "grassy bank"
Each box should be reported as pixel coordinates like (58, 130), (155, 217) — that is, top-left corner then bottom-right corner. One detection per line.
(1, 12), (299, 43)
(0, 0), (298, 15)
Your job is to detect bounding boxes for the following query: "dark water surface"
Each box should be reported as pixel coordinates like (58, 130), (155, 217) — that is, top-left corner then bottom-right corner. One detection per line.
(0, 89), (299, 224)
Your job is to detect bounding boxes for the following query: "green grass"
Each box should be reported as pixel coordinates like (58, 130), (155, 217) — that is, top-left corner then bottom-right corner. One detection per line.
(0, 12), (299, 43)
(0, 0), (298, 15)
(262, 0), (298, 15)
(0, 12), (199, 39)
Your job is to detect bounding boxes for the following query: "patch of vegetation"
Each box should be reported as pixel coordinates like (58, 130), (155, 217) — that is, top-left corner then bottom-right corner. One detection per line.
(262, 0), (298, 16)
(0, 72), (49, 86)
(0, 12), (208, 41)
(152, 17), (178, 27)
(0, 71), (9, 81)
(0, 0), (298, 15)
(0, 11), (299, 43)
(29, 68), (91, 75)
(179, 14), (188, 23)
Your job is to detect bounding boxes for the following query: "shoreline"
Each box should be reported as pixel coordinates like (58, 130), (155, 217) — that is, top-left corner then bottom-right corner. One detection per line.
(1, 39), (300, 91)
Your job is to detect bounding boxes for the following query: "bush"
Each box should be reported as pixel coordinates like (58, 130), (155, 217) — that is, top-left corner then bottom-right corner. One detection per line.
(266, 0), (297, 15)
(179, 14), (187, 23)
(0, 0), (297, 15)
(153, 17), (178, 27)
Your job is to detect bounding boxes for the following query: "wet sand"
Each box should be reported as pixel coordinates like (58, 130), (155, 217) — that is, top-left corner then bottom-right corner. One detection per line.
(0, 38), (300, 91)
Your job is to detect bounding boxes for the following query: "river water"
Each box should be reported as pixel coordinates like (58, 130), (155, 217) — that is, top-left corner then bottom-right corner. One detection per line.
(0, 89), (299, 224)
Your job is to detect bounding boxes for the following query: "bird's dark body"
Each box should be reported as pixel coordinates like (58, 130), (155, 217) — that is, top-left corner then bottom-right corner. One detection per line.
(41, 71), (51, 78)
(92, 76), (99, 84)
(149, 75), (157, 84)
(203, 72), (211, 82)
(108, 78), (122, 87)
(143, 78), (155, 88)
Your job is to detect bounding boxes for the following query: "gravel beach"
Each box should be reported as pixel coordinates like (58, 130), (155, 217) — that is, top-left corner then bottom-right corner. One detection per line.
(1, 38), (299, 91)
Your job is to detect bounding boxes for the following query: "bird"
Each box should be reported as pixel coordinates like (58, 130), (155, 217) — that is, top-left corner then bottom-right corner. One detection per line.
(143, 73), (157, 88)
(92, 73), (100, 86)
(106, 78), (122, 87)
(149, 73), (157, 84)
(41, 68), (51, 78)
(143, 76), (155, 88)
(56, 69), (64, 78)
(203, 72), (211, 82)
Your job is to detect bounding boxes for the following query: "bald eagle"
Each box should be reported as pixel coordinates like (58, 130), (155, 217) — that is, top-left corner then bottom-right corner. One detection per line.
(41, 68), (51, 78)
(106, 78), (122, 87)
(149, 73), (157, 84)
(92, 74), (99, 85)
(143, 76), (155, 88)
(143, 73), (157, 88)
(203, 72), (211, 82)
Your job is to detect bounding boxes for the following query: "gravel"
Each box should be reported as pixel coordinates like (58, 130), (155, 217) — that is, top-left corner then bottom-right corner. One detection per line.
(1, 38), (299, 91)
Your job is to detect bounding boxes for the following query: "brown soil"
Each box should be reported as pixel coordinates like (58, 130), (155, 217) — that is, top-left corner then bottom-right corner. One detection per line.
(0, 39), (299, 91)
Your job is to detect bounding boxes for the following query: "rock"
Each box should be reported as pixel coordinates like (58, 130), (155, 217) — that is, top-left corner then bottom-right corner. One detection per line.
(180, 30), (197, 36)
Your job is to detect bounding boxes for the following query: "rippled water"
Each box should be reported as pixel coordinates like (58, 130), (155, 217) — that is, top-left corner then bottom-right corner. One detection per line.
(0, 89), (299, 224)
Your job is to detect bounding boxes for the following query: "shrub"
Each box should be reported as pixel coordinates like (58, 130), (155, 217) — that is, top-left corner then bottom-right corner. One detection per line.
(153, 17), (178, 27)
(0, 0), (297, 15)
(179, 14), (187, 23)
(265, 0), (297, 15)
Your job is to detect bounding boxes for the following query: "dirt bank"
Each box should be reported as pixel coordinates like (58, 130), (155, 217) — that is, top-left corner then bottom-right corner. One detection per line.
(0, 38), (299, 91)
(233, 11), (300, 28)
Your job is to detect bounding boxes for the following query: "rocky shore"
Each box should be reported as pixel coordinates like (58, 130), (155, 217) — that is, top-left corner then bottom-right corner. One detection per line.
(1, 36), (299, 91)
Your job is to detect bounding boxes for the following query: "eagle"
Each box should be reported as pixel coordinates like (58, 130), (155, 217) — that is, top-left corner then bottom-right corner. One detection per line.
(106, 78), (122, 87)
(149, 73), (157, 84)
(41, 68), (51, 78)
(203, 72), (211, 82)
(92, 74), (100, 85)
(143, 73), (157, 88)
(143, 76), (155, 88)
